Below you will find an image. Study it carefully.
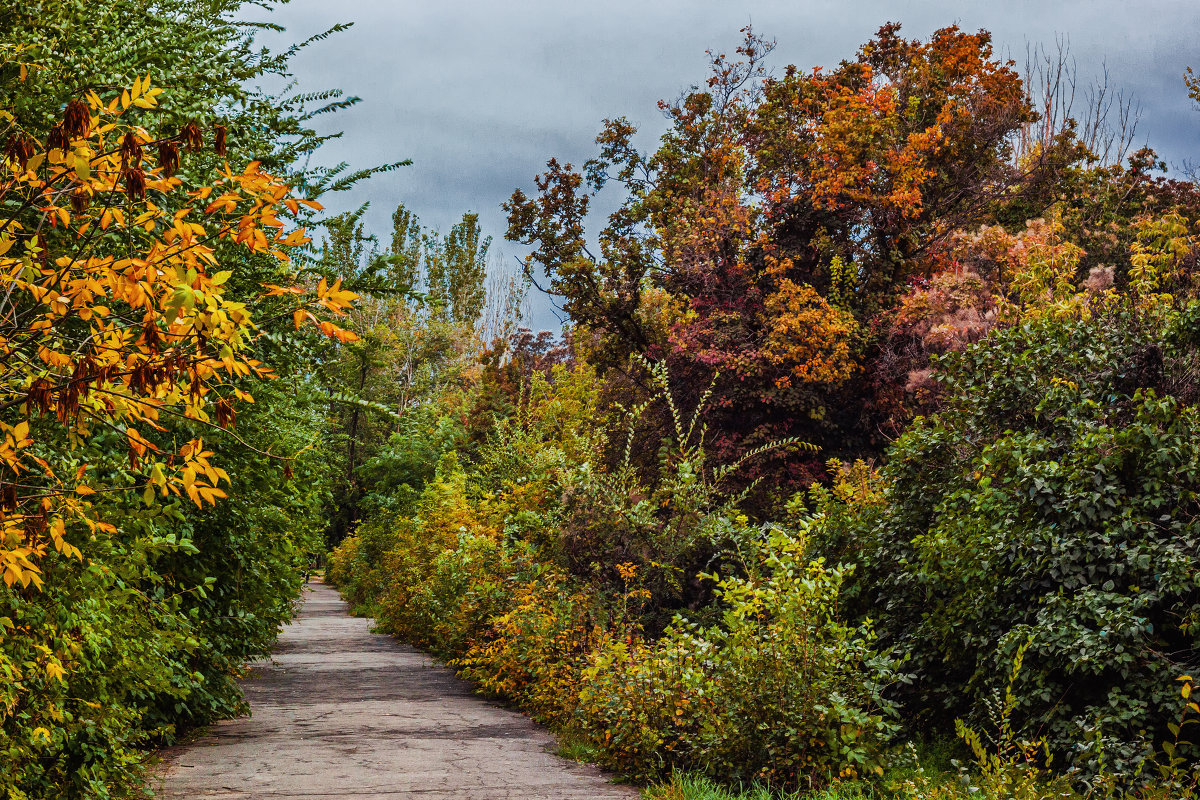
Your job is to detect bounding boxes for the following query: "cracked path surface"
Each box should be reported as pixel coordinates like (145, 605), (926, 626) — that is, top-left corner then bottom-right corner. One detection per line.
(157, 581), (638, 799)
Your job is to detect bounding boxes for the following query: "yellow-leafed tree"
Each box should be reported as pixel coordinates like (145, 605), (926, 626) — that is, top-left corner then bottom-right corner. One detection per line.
(0, 77), (357, 589)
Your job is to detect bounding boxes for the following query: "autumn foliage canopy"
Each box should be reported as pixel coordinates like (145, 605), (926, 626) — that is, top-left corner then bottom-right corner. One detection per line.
(0, 76), (358, 591)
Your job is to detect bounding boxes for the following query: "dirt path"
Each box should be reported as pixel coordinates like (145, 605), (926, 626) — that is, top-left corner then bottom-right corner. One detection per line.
(157, 581), (638, 799)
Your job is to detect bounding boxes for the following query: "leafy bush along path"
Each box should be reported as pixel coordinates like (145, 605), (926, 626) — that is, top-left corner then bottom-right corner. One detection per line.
(157, 581), (637, 799)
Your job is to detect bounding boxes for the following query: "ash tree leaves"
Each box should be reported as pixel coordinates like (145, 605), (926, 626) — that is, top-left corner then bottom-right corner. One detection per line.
(0, 1), (379, 795)
(0, 76), (357, 590)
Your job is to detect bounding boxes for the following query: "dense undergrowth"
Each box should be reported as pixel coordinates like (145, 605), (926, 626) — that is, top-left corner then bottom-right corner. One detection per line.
(331, 362), (898, 786)
(330, 304), (1200, 798)
(324, 23), (1200, 800)
(328, 304), (1200, 798)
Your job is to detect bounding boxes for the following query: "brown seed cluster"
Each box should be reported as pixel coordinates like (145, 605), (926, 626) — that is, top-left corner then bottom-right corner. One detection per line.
(157, 141), (180, 178)
(4, 135), (34, 169)
(62, 99), (90, 140)
(180, 121), (203, 152)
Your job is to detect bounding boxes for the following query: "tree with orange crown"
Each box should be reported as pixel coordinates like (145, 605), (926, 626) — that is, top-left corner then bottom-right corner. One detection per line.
(0, 73), (359, 591)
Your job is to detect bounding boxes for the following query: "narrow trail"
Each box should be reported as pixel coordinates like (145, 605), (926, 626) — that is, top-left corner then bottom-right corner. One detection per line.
(157, 581), (638, 799)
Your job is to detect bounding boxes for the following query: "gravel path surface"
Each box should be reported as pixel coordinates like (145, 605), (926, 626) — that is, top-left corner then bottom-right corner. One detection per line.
(156, 581), (638, 799)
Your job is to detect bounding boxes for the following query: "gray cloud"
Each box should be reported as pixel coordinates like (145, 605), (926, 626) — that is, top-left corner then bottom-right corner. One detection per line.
(250, 0), (1200, 331)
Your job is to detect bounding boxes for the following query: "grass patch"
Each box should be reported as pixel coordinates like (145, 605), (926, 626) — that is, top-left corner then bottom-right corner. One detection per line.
(554, 728), (604, 765)
(642, 771), (875, 800)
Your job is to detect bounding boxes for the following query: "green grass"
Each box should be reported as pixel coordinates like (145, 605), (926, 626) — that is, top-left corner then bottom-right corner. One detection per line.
(561, 736), (930, 798)
(642, 771), (876, 800)
(636, 738), (968, 800)
(554, 728), (604, 765)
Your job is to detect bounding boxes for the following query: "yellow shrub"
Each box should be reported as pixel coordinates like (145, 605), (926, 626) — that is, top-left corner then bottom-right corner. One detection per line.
(455, 568), (604, 728)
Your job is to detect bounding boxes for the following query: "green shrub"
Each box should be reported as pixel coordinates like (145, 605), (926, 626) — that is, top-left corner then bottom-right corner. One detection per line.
(559, 359), (810, 630)
(580, 525), (896, 789)
(0, 382), (327, 799)
(0, 544), (196, 797)
(816, 302), (1200, 780)
(326, 516), (398, 615)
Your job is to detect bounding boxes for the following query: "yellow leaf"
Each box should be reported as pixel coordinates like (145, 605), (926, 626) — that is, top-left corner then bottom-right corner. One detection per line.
(74, 485), (95, 496)
(44, 661), (66, 683)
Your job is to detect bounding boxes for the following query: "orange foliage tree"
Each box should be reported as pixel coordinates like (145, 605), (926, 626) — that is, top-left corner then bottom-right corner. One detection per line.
(508, 24), (1040, 493)
(0, 77), (357, 589)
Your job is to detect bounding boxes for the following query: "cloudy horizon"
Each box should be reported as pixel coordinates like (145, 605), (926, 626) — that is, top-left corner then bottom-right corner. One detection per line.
(248, 0), (1200, 330)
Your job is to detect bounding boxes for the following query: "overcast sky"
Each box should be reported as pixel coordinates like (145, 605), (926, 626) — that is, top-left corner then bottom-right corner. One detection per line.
(248, 0), (1200, 330)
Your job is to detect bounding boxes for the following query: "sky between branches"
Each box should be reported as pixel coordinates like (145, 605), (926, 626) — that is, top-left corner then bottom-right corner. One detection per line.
(250, 0), (1200, 331)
